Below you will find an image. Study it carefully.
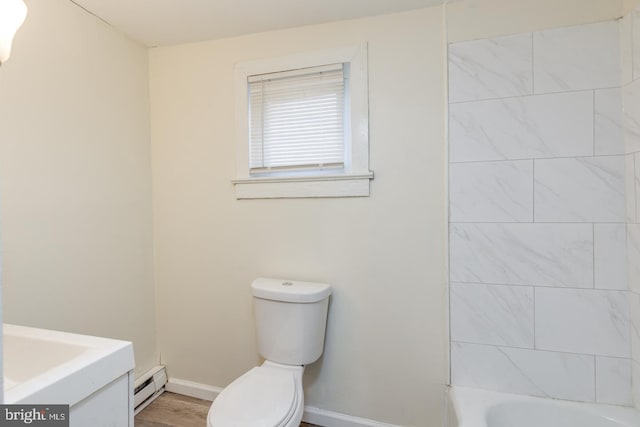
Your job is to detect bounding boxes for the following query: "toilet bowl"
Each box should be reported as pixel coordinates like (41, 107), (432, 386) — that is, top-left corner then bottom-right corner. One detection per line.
(207, 361), (304, 427)
(207, 278), (331, 427)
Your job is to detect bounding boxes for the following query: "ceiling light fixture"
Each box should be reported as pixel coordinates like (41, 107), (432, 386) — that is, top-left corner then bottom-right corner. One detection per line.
(0, 0), (28, 65)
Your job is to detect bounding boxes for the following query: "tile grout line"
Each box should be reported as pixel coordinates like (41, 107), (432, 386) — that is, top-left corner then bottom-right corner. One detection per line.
(533, 286), (537, 350)
(593, 223), (596, 290)
(594, 355), (598, 402)
(452, 339), (628, 359)
(450, 153), (626, 165)
(593, 90), (596, 156)
(451, 221), (626, 224)
(635, 153), (638, 223)
(447, 44), (454, 388)
(449, 280), (628, 292)
(532, 159), (536, 223)
(449, 86), (621, 105)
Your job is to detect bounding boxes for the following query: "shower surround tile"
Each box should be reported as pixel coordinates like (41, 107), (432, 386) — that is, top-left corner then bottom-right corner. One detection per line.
(630, 292), (640, 365)
(451, 342), (595, 402)
(449, 161), (533, 222)
(535, 288), (630, 358)
(595, 357), (633, 405)
(634, 10), (640, 81)
(595, 88), (624, 155)
(450, 283), (534, 348)
(624, 79), (640, 154)
(634, 361), (640, 406)
(630, 294), (640, 411)
(626, 154), (637, 223)
(629, 225), (640, 295)
(448, 33), (532, 103)
(449, 91), (593, 162)
(636, 153), (640, 218)
(450, 223), (593, 288)
(534, 156), (625, 223)
(448, 16), (634, 404)
(533, 21), (621, 93)
(621, 13), (633, 86)
(594, 224), (627, 290)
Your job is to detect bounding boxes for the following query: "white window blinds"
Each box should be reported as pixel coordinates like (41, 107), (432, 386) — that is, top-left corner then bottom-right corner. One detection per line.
(248, 63), (346, 173)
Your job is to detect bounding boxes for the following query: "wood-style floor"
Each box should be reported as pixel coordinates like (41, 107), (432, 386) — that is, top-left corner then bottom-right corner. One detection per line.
(135, 392), (319, 427)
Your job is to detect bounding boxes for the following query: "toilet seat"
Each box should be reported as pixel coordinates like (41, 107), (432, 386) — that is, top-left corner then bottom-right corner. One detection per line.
(207, 364), (302, 427)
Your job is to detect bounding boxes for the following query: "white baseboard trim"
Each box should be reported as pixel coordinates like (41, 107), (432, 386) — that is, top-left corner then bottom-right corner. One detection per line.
(302, 406), (402, 427)
(165, 378), (222, 402)
(167, 377), (402, 427)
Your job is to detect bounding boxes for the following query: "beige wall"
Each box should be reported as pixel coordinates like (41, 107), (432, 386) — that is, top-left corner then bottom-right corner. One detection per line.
(624, 0), (640, 14)
(447, 0), (623, 42)
(149, 8), (448, 426)
(0, 0), (157, 376)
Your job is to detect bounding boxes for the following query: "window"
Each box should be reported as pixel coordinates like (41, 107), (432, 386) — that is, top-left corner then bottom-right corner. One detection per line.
(233, 44), (372, 199)
(249, 64), (346, 174)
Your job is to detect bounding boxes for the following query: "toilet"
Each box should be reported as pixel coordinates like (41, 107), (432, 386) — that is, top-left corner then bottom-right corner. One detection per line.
(207, 277), (332, 427)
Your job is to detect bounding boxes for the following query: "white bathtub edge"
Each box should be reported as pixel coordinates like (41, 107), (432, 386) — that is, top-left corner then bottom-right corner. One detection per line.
(448, 386), (640, 427)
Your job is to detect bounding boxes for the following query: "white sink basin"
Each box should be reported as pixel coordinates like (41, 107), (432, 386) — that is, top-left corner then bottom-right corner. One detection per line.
(3, 324), (134, 408)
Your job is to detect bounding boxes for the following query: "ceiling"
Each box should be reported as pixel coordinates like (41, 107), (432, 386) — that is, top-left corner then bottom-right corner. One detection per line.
(70, 0), (446, 47)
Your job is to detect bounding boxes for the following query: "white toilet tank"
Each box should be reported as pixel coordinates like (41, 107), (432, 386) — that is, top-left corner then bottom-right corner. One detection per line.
(251, 278), (332, 366)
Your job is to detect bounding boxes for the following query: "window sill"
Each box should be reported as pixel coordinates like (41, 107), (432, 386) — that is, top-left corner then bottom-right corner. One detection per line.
(232, 172), (374, 199)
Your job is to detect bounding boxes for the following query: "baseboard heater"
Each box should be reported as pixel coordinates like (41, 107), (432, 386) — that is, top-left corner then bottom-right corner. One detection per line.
(134, 366), (168, 415)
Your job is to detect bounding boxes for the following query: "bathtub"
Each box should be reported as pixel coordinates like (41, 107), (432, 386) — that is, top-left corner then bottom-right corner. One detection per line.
(447, 386), (640, 427)
(4, 324), (135, 426)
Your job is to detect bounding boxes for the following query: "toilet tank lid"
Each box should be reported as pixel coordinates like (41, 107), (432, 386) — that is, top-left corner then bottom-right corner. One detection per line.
(251, 278), (332, 303)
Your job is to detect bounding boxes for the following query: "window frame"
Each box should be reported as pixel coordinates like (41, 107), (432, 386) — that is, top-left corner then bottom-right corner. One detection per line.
(233, 44), (372, 199)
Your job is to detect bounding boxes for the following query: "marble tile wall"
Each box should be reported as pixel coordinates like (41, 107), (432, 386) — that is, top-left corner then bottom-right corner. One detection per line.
(449, 18), (635, 406)
(623, 8), (640, 411)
